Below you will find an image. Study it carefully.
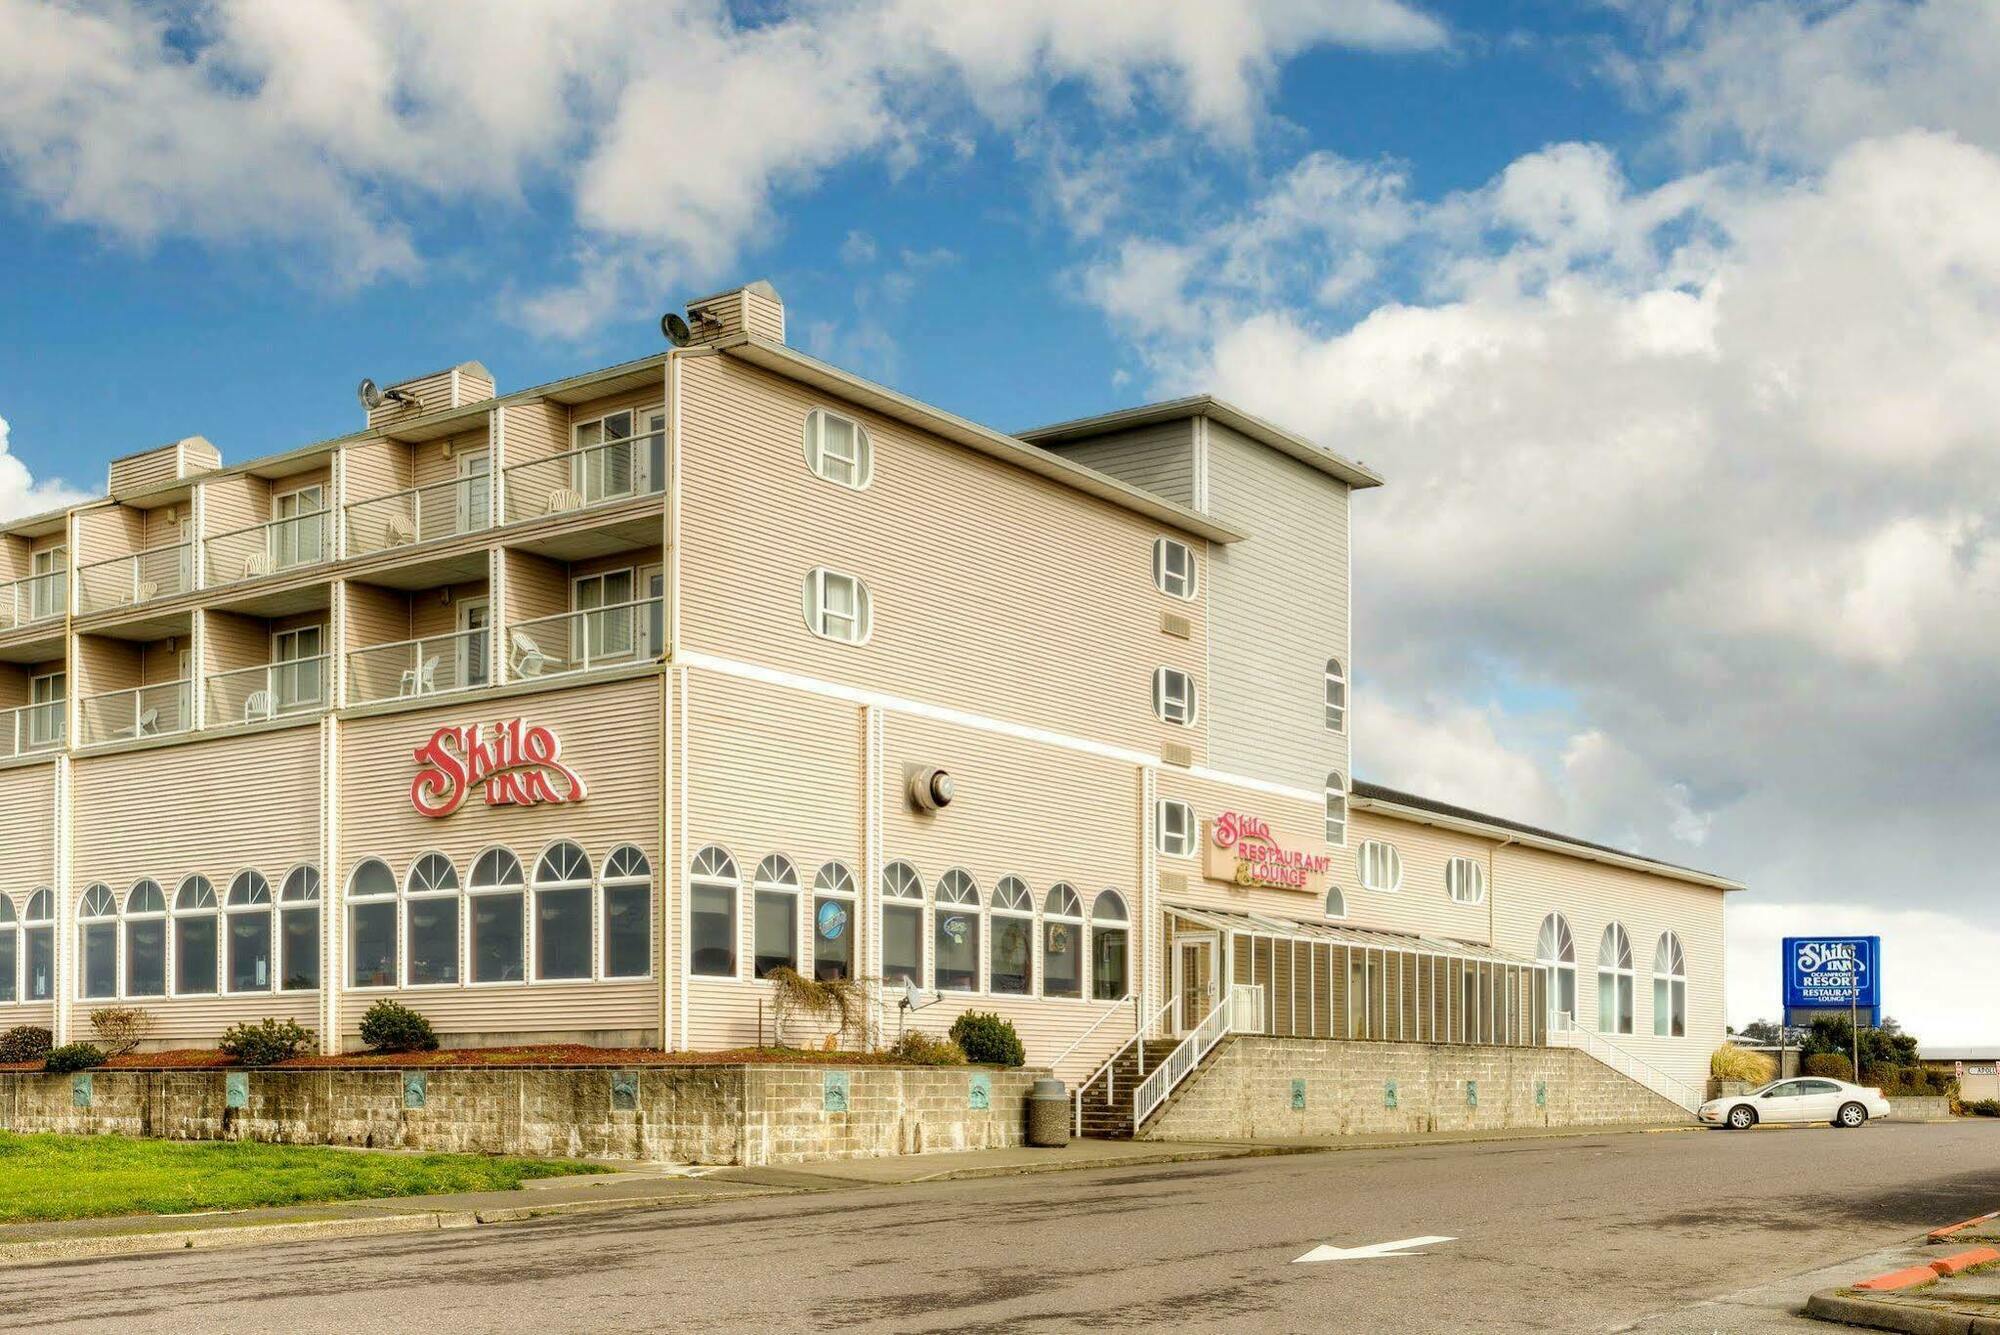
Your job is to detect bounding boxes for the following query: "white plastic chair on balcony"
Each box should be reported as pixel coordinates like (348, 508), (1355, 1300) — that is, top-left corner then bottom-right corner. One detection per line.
(545, 486), (582, 515)
(385, 513), (416, 546)
(509, 628), (566, 679)
(130, 707), (159, 740)
(244, 689), (273, 723)
(241, 554), (272, 580)
(399, 656), (439, 698)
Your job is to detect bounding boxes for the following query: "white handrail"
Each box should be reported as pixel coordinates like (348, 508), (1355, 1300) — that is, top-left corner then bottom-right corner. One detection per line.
(1550, 1012), (1703, 1112)
(1049, 994), (1138, 1072)
(1132, 984), (1252, 1130)
(1072, 994), (1177, 1136)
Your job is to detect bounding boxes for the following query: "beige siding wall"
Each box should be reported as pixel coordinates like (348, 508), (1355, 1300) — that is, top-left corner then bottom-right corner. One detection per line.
(501, 549), (567, 625)
(409, 582), (490, 641)
(411, 427), (490, 491)
(203, 610), (269, 677)
(74, 505), (142, 568)
(200, 473), (271, 539)
(500, 400), (566, 467)
(1045, 420), (1198, 508)
(0, 535), (28, 584)
(0, 664), (27, 711)
(340, 439), (411, 507)
(139, 639), (184, 687)
(343, 582), (412, 649)
(139, 503), (187, 554)
(73, 637), (142, 698)
(107, 445), (182, 497)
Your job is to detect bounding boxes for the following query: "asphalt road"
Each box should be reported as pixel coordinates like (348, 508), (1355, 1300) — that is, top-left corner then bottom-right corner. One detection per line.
(6, 1121), (1999, 1333)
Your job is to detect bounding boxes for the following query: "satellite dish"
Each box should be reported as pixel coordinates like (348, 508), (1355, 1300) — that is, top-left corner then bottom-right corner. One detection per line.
(357, 378), (384, 410)
(900, 980), (941, 1012)
(661, 312), (693, 347)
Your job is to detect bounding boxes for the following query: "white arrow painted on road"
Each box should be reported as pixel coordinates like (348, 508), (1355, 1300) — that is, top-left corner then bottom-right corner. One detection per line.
(1292, 1236), (1456, 1263)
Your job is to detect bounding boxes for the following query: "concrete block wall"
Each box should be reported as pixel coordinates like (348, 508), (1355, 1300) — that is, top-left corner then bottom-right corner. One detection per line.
(1141, 1038), (1689, 1141)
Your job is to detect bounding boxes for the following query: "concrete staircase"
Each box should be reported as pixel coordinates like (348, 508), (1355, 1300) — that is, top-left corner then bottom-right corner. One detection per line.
(1078, 1037), (1234, 1139)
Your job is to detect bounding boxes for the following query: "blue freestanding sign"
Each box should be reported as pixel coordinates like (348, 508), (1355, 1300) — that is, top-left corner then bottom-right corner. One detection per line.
(1782, 936), (1881, 1026)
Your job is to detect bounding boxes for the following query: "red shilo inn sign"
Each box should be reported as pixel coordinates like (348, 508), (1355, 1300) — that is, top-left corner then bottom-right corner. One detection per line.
(1205, 812), (1331, 893)
(411, 719), (588, 819)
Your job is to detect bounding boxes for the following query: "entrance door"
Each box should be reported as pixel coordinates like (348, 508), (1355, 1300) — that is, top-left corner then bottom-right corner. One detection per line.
(456, 450), (491, 534)
(1174, 933), (1218, 1033)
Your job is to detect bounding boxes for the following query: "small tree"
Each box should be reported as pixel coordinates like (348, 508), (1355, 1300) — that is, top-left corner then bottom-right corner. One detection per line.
(88, 1006), (154, 1057)
(766, 967), (865, 1048)
(949, 1012), (1025, 1067)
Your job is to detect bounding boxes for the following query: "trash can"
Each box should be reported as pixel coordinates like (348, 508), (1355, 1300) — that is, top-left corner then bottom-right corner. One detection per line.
(1027, 1077), (1070, 1147)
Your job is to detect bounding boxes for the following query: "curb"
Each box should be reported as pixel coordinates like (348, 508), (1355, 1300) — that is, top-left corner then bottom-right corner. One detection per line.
(1808, 1290), (2000, 1334)
(1933, 1211), (2000, 1243)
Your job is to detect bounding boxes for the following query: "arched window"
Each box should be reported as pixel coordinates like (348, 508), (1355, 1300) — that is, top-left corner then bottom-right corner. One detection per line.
(1653, 932), (1687, 1038)
(404, 853), (460, 987)
(602, 845), (652, 980)
(1358, 840), (1402, 893)
(810, 862), (856, 983)
(689, 844), (739, 978)
(1152, 666), (1197, 725)
(1598, 923), (1634, 1034)
(1152, 537), (1196, 600)
(803, 408), (872, 490)
(225, 870), (274, 993)
(931, 869), (980, 993)
(123, 880), (167, 998)
(1091, 892), (1130, 1002)
(173, 875), (219, 996)
(0, 894), (15, 1003)
(752, 854), (801, 979)
(469, 848), (525, 985)
(279, 866), (320, 992)
(23, 889), (53, 1002)
(1324, 658), (1347, 732)
(1042, 883), (1082, 999)
(347, 858), (398, 988)
(1155, 799), (1195, 857)
(533, 842), (592, 981)
(880, 861), (924, 988)
(802, 567), (872, 644)
(1445, 857), (1485, 906)
(1536, 912), (1577, 1027)
(988, 876), (1033, 995)
(78, 883), (118, 1000)
(1323, 885), (1347, 920)
(1325, 772), (1348, 845)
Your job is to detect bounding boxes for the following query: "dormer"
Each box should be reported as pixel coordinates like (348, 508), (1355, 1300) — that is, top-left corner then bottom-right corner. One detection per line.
(363, 362), (495, 431)
(106, 436), (221, 498)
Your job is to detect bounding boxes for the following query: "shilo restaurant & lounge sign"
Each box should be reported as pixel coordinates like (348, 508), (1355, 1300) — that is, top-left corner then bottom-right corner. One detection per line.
(1204, 812), (1331, 893)
(411, 719), (588, 818)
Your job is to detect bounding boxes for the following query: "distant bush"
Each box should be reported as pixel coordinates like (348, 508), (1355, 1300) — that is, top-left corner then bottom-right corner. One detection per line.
(358, 1001), (438, 1054)
(1863, 1064), (1954, 1098)
(1803, 1052), (1854, 1082)
(0, 1026), (52, 1063)
(44, 1043), (106, 1075)
(220, 1018), (314, 1066)
(89, 1006), (154, 1057)
(1711, 1046), (1775, 1084)
(888, 1031), (965, 1066)
(1962, 1099), (2000, 1118)
(949, 1012), (1025, 1067)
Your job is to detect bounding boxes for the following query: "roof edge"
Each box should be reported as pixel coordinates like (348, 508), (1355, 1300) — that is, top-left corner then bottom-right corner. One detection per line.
(1019, 394), (1386, 490)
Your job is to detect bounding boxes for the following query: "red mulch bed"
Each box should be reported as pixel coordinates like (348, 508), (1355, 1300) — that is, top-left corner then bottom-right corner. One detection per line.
(0, 1045), (927, 1073)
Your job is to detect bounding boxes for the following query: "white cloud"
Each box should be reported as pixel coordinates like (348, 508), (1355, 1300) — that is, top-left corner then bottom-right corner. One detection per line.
(0, 416), (90, 522)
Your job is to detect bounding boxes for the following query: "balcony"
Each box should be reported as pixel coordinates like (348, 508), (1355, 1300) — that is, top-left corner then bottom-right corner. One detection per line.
(345, 475), (491, 558)
(0, 571), (66, 630)
(205, 510), (330, 587)
(347, 627), (490, 707)
(507, 597), (663, 681)
(205, 657), (329, 728)
(78, 680), (192, 747)
(0, 701), (63, 760)
(501, 434), (662, 525)
(74, 541), (193, 617)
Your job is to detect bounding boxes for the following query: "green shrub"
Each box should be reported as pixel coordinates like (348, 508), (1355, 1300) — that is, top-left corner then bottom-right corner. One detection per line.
(0, 1026), (52, 1063)
(888, 1031), (965, 1066)
(948, 1012), (1025, 1067)
(1962, 1099), (2000, 1118)
(1711, 1046), (1775, 1084)
(44, 1043), (106, 1075)
(1802, 1052), (1854, 1082)
(219, 1018), (314, 1066)
(358, 1001), (438, 1054)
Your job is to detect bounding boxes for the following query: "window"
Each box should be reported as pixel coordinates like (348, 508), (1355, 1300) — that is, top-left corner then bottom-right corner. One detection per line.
(272, 484), (326, 569)
(1536, 912), (1577, 1027)
(1152, 667), (1197, 726)
(405, 853), (461, 986)
(803, 408), (872, 489)
(347, 859), (398, 988)
(689, 845), (739, 978)
(573, 569), (637, 664)
(987, 876), (1033, 995)
(880, 861), (924, 988)
(602, 846), (652, 980)
(469, 848), (526, 985)
(803, 567), (871, 644)
(1358, 840), (1402, 893)
(1324, 658), (1347, 732)
(272, 626), (325, 713)
(533, 842), (592, 981)
(27, 671), (62, 748)
(752, 854), (801, 979)
(1323, 886), (1347, 920)
(933, 869), (980, 993)
(1042, 883), (1082, 999)
(23, 890), (53, 1001)
(279, 867), (319, 991)
(29, 547), (64, 620)
(1091, 892), (1130, 1001)
(1445, 857), (1486, 906)
(572, 408), (660, 502)
(0, 895), (13, 1003)
(226, 870), (274, 993)
(1325, 773), (1348, 845)
(810, 862), (855, 983)
(1653, 932), (1686, 1038)
(125, 881), (171, 998)
(79, 884), (117, 1000)
(1156, 800), (1196, 857)
(1152, 537), (1196, 600)
(173, 875), (219, 995)
(1598, 923), (1634, 1035)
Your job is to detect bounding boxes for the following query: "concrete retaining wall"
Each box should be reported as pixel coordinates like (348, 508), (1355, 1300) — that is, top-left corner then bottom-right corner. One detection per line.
(1141, 1038), (1689, 1141)
(1889, 1096), (1955, 1123)
(0, 1065), (1039, 1166)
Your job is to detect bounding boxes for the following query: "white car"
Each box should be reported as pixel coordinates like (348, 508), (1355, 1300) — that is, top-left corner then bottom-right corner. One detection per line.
(1699, 1077), (1892, 1130)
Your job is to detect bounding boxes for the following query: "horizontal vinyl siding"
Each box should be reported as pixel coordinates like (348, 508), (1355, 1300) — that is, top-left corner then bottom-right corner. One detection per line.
(0, 764), (55, 898)
(1046, 420), (1197, 507)
(76, 993), (319, 1046)
(74, 506), (142, 569)
(500, 400), (566, 467)
(501, 550), (568, 624)
(409, 582), (489, 641)
(107, 446), (181, 496)
(74, 639), (142, 698)
(343, 582), (411, 648)
(340, 439), (411, 507)
(412, 427), (490, 491)
(200, 473), (270, 539)
(203, 609), (270, 676)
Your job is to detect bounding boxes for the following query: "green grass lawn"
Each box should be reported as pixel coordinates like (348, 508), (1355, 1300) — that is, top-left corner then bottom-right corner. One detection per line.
(0, 1132), (608, 1223)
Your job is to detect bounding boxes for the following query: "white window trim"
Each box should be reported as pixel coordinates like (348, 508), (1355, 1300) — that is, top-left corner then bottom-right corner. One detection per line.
(1322, 885), (1348, 920)
(803, 408), (873, 491)
(599, 844), (654, 982)
(1357, 840), (1402, 894)
(1324, 657), (1347, 733)
(1155, 799), (1196, 858)
(803, 567), (873, 645)
(1151, 537), (1196, 601)
(1152, 666), (1198, 726)
(170, 874), (221, 998)
(402, 852), (463, 990)
(1445, 856), (1486, 906)
(464, 846), (528, 989)
(689, 844), (742, 982)
(223, 870), (277, 995)
(1089, 891), (1131, 1003)
(751, 853), (804, 982)
(529, 840), (595, 985)
(1040, 883), (1084, 1001)
(1324, 772), (1348, 847)
(931, 868), (983, 995)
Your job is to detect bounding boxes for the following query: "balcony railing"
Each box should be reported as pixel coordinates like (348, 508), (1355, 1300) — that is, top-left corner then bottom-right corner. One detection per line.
(74, 541), (193, 616)
(78, 680), (192, 747)
(204, 511), (330, 587)
(344, 476), (491, 558)
(346, 628), (489, 707)
(0, 702), (64, 759)
(205, 657), (330, 728)
(0, 571), (66, 630)
(507, 596), (663, 682)
(501, 434), (663, 525)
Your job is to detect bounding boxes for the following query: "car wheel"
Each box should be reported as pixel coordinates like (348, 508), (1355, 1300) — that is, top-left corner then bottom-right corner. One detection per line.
(1728, 1104), (1757, 1130)
(1837, 1102), (1867, 1128)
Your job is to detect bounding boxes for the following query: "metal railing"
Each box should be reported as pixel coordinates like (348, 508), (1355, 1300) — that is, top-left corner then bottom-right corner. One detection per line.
(205, 656), (329, 727)
(1549, 1011), (1704, 1112)
(501, 434), (663, 524)
(506, 596), (662, 681)
(1132, 983), (1262, 1130)
(0, 571), (66, 629)
(77, 680), (192, 747)
(204, 510), (330, 586)
(0, 701), (64, 759)
(344, 476), (490, 557)
(74, 541), (193, 615)
(1070, 994), (1172, 1137)
(346, 628), (488, 706)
